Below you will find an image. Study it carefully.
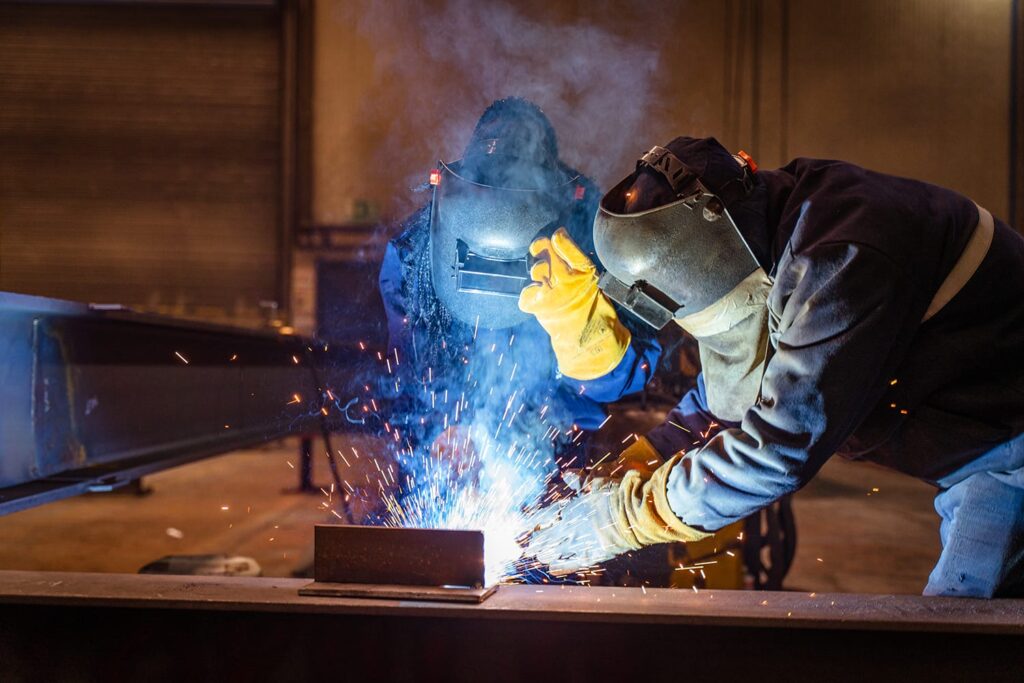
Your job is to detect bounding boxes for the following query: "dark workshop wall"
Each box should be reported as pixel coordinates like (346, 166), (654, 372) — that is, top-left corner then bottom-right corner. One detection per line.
(1013, 0), (1023, 229)
(301, 0), (1018, 338)
(0, 1), (294, 327)
(782, 0), (1012, 221)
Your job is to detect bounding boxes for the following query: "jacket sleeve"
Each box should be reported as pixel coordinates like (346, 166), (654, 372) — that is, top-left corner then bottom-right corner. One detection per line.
(377, 240), (433, 436)
(645, 374), (737, 456)
(379, 241), (410, 357)
(662, 241), (922, 531)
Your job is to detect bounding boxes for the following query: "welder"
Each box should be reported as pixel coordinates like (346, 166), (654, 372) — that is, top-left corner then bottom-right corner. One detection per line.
(377, 98), (659, 508)
(524, 136), (1024, 597)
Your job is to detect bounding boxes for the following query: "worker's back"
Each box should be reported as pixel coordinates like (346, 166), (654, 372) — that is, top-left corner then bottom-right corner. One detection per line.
(760, 158), (1024, 483)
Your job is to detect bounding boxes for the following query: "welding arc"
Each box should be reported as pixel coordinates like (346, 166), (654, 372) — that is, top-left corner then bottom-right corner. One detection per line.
(303, 347), (355, 524)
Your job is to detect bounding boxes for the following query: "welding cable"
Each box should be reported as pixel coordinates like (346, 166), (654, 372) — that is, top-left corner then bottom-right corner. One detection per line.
(341, 396), (365, 425)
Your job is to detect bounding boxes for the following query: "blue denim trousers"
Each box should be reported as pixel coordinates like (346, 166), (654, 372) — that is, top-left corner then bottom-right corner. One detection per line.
(924, 432), (1024, 597)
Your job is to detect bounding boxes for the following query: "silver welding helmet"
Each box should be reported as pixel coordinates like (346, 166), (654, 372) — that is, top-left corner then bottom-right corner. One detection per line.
(429, 156), (579, 329)
(593, 145), (761, 330)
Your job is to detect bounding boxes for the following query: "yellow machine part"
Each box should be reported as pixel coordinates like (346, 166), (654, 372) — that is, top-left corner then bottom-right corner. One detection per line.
(667, 520), (746, 590)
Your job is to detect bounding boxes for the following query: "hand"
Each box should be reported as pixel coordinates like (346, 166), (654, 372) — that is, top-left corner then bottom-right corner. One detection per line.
(518, 228), (631, 380)
(526, 475), (634, 575)
(525, 450), (710, 575)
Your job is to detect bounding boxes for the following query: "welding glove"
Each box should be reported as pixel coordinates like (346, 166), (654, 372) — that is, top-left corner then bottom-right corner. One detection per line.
(528, 451), (710, 575)
(518, 228), (631, 381)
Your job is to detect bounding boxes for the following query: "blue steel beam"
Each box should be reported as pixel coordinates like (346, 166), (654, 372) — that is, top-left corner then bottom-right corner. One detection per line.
(0, 291), (339, 515)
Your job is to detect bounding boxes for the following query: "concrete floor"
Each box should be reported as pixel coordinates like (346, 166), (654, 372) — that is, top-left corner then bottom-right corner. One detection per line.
(786, 457), (941, 594)
(0, 435), (942, 594)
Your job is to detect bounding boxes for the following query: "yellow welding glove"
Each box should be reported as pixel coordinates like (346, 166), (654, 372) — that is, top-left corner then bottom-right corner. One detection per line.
(518, 228), (631, 381)
(528, 453), (710, 575)
(618, 453), (711, 547)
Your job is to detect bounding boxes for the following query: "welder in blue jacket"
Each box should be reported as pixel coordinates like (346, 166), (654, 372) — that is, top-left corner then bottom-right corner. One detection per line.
(525, 136), (1024, 597)
(377, 98), (659, 499)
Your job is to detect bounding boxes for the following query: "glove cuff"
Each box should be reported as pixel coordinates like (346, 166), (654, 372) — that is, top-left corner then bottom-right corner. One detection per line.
(618, 454), (711, 547)
(650, 453), (711, 542)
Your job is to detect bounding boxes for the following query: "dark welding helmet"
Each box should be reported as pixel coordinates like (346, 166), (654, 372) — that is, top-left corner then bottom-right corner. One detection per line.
(429, 154), (579, 329)
(593, 142), (762, 330)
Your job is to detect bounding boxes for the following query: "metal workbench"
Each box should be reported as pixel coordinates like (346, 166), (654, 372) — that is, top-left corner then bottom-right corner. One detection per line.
(0, 570), (1020, 681)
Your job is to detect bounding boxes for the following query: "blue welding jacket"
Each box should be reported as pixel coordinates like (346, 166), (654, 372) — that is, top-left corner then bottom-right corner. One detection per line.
(644, 154), (1024, 531)
(378, 174), (660, 462)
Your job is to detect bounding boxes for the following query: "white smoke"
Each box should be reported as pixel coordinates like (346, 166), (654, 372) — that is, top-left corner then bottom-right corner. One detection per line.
(332, 0), (678, 213)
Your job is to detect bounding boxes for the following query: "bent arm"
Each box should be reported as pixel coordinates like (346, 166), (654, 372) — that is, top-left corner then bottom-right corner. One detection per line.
(645, 373), (735, 456)
(379, 241), (411, 357)
(659, 243), (922, 530)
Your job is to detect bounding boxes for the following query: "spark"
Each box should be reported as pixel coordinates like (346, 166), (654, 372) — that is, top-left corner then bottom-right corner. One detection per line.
(174, 351), (189, 365)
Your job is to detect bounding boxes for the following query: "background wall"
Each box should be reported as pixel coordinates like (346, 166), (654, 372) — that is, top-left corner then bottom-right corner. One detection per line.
(0, 0), (1018, 332)
(313, 0), (1017, 228)
(0, 1), (293, 328)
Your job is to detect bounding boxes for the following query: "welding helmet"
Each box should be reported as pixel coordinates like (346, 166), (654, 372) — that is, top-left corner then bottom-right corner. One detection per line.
(429, 98), (580, 330)
(593, 137), (763, 330)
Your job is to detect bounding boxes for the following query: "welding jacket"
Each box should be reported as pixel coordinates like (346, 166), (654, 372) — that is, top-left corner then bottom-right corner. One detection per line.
(645, 157), (1024, 531)
(379, 170), (660, 458)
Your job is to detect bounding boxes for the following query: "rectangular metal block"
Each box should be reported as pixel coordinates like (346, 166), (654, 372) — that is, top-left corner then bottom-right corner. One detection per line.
(312, 525), (486, 589)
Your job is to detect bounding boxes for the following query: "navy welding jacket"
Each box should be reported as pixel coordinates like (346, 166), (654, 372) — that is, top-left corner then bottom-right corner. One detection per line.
(378, 171), (660, 454)
(646, 157), (1024, 531)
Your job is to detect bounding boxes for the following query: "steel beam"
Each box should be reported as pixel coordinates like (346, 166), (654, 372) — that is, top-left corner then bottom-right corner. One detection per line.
(0, 291), (339, 514)
(0, 571), (1020, 681)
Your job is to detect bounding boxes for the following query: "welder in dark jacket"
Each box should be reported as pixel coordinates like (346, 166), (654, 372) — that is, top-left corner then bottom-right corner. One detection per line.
(525, 136), (1024, 597)
(378, 98), (659, 499)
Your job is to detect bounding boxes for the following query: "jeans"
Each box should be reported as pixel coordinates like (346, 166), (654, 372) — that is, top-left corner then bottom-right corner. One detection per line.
(924, 433), (1024, 597)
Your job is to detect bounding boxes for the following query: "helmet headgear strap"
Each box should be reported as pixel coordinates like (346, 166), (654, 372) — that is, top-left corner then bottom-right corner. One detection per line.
(637, 145), (755, 206)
